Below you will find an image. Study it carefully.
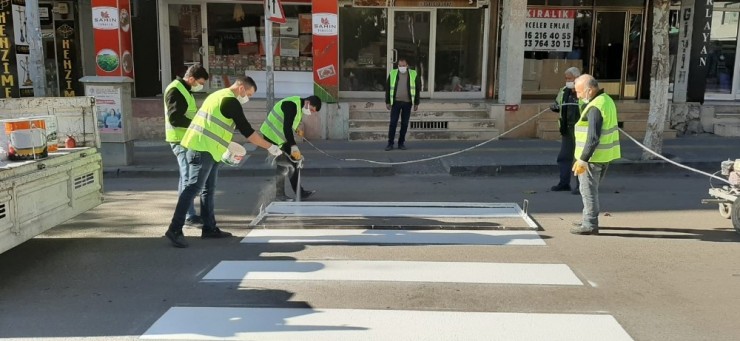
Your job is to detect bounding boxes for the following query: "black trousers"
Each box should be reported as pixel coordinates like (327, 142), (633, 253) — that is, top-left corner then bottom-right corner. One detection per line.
(387, 101), (412, 146)
(557, 132), (578, 187)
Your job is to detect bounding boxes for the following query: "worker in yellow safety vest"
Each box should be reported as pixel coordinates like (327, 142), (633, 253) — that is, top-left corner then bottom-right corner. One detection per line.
(164, 76), (282, 248)
(260, 95), (322, 201)
(384, 58), (421, 151)
(571, 74), (621, 235)
(164, 64), (209, 227)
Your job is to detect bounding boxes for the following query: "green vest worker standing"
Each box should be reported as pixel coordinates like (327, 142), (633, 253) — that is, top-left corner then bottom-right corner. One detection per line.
(384, 57), (421, 151)
(164, 76), (282, 248)
(164, 64), (208, 227)
(549, 66), (582, 194)
(570, 74), (621, 235)
(260, 95), (322, 201)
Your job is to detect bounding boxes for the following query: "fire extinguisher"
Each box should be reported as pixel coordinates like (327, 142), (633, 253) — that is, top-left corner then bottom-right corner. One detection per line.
(65, 135), (77, 148)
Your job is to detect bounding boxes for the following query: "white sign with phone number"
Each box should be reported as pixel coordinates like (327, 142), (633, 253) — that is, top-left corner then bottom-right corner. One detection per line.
(524, 9), (575, 52)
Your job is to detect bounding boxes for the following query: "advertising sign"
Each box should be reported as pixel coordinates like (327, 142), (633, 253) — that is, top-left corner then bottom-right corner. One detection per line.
(55, 20), (82, 97)
(88, 85), (124, 134)
(524, 9), (576, 52)
(91, 0), (134, 78)
(353, 0), (478, 8)
(0, 0), (36, 98)
(311, 1), (338, 103)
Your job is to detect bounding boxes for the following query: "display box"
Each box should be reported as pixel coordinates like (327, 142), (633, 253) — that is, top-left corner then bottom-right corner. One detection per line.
(299, 35), (312, 56)
(238, 42), (259, 55)
(299, 14), (312, 34)
(280, 37), (300, 57)
(280, 18), (299, 37)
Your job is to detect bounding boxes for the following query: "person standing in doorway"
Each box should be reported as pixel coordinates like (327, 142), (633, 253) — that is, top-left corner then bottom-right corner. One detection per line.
(164, 76), (282, 248)
(385, 58), (421, 151)
(164, 64), (209, 227)
(549, 66), (582, 194)
(570, 74), (621, 235)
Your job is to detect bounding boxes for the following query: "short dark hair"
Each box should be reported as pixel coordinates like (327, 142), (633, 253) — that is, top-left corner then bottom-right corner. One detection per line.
(184, 64), (209, 80)
(234, 75), (257, 92)
(305, 95), (322, 112)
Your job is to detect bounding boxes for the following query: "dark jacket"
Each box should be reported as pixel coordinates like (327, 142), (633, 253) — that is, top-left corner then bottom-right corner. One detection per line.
(552, 87), (580, 136)
(385, 69), (421, 106)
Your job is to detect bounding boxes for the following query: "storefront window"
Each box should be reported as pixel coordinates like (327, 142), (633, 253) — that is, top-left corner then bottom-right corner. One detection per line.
(339, 7), (388, 92)
(206, 3), (313, 86)
(168, 4), (203, 80)
(522, 10), (592, 95)
(706, 8), (739, 94)
(434, 9), (484, 92)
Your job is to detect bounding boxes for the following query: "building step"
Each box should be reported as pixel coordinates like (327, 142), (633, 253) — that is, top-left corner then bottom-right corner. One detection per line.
(349, 110), (490, 120)
(537, 128), (677, 141)
(714, 123), (740, 137)
(349, 129), (500, 141)
(346, 101), (489, 111)
(350, 119), (495, 130)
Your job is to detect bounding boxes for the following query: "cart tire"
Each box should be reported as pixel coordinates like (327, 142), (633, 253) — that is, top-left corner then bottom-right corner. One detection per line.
(719, 203), (732, 219)
(732, 200), (740, 234)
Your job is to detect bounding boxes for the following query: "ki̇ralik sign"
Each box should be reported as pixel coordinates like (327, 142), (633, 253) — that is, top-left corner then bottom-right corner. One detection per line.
(524, 8), (576, 52)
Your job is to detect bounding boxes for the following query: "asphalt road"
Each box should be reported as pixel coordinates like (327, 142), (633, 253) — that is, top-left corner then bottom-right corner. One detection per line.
(0, 173), (738, 340)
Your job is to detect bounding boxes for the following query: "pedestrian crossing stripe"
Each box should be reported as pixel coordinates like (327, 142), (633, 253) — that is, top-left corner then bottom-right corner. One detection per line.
(141, 307), (633, 340)
(242, 229), (546, 245)
(202, 260), (583, 286)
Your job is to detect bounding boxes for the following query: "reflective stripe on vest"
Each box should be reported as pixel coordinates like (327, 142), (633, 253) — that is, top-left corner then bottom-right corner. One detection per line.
(389, 69), (417, 105)
(573, 93), (621, 163)
(181, 88), (236, 162)
(164, 80), (197, 143)
(259, 96), (303, 147)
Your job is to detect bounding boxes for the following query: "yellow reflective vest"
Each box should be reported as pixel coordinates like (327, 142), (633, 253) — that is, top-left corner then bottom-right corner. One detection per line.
(164, 80), (197, 143)
(259, 96), (303, 148)
(389, 69), (417, 105)
(573, 92), (621, 163)
(181, 88), (237, 162)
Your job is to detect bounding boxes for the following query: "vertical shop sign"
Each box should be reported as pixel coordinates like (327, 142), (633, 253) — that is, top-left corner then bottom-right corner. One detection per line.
(0, 0), (18, 98)
(687, 0), (712, 103)
(524, 9), (575, 52)
(91, 0), (134, 78)
(311, 0), (338, 103)
(55, 20), (81, 97)
(673, 0), (694, 103)
(13, 0), (32, 97)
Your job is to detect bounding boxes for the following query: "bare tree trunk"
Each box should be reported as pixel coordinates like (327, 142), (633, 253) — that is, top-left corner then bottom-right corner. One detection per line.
(642, 0), (671, 160)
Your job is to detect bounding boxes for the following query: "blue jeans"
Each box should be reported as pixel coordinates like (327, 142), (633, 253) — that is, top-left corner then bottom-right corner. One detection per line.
(168, 149), (220, 233)
(578, 162), (609, 229)
(170, 143), (197, 219)
(388, 101), (412, 146)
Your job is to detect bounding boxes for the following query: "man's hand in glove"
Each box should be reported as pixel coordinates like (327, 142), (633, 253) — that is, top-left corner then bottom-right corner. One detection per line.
(572, 159), (588, 176)
(296, 128), (304, 138)
(267, 144), (282, 157)
(550, 104), (560, 112)
(290, 146), (302, 160)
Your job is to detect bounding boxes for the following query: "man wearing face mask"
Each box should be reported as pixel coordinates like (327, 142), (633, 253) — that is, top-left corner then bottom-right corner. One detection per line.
(570, 74), (621, 235)
(260, 95), (322, 201)
(385, 58), (421, 151)
(164, 64), (209, 227)
(549, 67), (582, 194)
(164, 76), (283, 248)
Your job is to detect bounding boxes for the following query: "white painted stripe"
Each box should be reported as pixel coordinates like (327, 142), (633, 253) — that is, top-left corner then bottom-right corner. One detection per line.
(242, 229), (545, 246)
(141, 307), (633, 341)
(202, 260), (583, 286)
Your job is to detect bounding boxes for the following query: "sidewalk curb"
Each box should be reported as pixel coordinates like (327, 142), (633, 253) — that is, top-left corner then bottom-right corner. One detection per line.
(103, 166), (396, 178)
(445, 160), (723, 176)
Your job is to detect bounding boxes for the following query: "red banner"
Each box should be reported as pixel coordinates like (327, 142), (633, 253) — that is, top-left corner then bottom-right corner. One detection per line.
(91, 0), (134, 78)
(311, 0), (338, 103)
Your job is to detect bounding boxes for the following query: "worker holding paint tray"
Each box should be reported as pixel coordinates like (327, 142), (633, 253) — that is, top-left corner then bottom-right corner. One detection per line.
(260, 95), (322, 202)
(164, 76), (282, 248)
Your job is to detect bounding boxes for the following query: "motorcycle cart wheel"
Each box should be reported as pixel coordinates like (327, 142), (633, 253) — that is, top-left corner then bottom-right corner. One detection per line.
(732, 199), (740, 234)
(719, 203), (732, 219)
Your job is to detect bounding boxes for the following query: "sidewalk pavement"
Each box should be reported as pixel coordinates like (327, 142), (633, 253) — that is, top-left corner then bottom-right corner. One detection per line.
(104, 134), (740, 178)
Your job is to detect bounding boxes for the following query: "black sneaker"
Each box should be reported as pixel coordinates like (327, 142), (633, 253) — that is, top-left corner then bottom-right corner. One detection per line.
(550, 184), (571, 191)
(201, 228), (233, 239)
(165, 230), (189, 248)
(398, 144), (407, 150)
(300, 190), (316, 200)
(385, 144), (393, 151)
(185, 216), (204, 228)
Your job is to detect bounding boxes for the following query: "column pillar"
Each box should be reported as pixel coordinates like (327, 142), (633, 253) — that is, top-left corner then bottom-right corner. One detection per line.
(497, 0), (527, 105)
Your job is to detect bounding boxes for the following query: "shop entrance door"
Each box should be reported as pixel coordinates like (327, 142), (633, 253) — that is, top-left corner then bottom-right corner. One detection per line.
(389, 9), (434, 97)
(591, 11), (644, 99)
(161, 3), (206, 87)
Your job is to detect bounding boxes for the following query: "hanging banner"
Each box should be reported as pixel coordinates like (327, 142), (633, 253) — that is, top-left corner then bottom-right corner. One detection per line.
(0, 0), (19, 98)
(524, 8), (575, 52)
(353, 0), (478, 8)
(55, 20), (82, 97)
(91, 0), (134, 78)
(312, 0), (338, 103)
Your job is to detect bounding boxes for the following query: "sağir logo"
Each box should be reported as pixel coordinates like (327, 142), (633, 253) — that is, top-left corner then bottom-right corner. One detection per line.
(92, 7), (119, 30)
(312, 13), (338, 36)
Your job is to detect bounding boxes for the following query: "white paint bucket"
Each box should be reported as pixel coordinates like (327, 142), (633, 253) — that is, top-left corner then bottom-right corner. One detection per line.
(221, 142), (247, 166)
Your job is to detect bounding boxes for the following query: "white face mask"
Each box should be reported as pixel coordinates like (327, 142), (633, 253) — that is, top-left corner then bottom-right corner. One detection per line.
(582, 89), (591, 104)
(398, 66), (408, 73)
(302, 105), (312, 116)
(191, 83), (204, 92)
(237, 95), (250, 105)
(565, 82), (574, 89)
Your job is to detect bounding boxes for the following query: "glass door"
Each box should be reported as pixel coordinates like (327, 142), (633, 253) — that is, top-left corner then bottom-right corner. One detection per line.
(624, 11), (644, 99)
(160, 2), (206, 91)
(592, 11), (627, 98)
(390, 9), (433, 97)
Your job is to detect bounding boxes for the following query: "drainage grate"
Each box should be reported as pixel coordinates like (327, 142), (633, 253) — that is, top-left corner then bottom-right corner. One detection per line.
(74, 172), (95, 189)
(410, 121), (448, 130)
(0, 203), (5, 220)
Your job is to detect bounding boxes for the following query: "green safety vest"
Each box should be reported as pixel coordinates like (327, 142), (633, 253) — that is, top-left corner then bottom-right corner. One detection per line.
(181, 88), (237, 162)
(259, 96), (303, 148)
(574, 93), (621, 163)
(389, 69), (417, 105)
(164, 80), (197, 143)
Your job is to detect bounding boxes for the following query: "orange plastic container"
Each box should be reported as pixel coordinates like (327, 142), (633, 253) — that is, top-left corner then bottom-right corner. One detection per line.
(4, 119), (48, 161)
